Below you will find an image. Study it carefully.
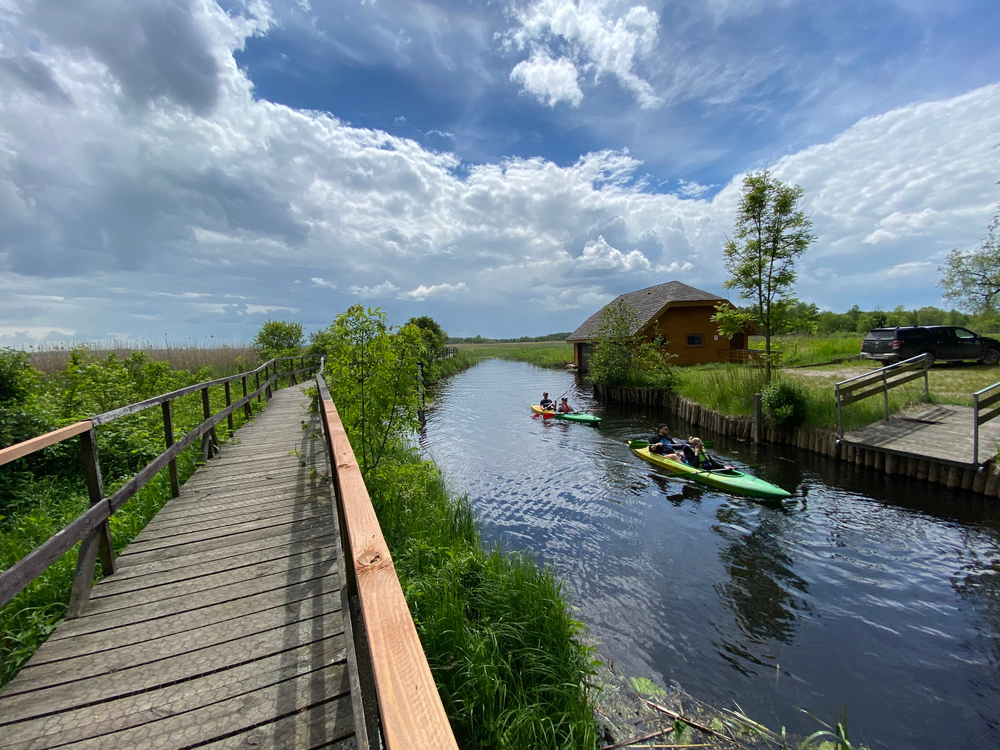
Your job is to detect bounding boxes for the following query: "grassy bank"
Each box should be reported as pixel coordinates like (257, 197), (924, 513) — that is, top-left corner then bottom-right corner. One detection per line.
(365, 445), (597, 748)
(748, 332), (863, 366)
(676, 361), (1000, 432)
(0, 350), (266, 688)
(454, 341), (573, 369)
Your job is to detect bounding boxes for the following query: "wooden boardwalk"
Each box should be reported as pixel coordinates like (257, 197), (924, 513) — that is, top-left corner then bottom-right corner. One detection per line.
(0, 386), (357, 749)
(843, 403), (1000, 467)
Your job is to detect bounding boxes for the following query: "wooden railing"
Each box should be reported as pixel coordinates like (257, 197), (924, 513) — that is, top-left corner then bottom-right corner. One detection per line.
(315, 360), (459, 750)
(835, 353), (931, 438)
(974, 380), (1000, 466)
(0, 355), (319, 617)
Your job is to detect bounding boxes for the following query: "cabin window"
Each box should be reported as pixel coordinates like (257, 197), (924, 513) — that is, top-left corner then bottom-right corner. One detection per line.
(686, 333), (704, 347)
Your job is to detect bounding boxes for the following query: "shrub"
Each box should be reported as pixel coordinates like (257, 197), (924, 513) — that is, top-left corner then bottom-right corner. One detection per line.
(761, 379), (807, 424)
(589, 301), (677, 388)
(251, 319), (304, 358)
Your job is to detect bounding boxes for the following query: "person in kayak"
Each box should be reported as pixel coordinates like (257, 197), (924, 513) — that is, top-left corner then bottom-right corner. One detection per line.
(540, 393), (555, 410)
(648, 424), (683, 460)
(557, 397), (575, 413)
(682, 437), (732, 471)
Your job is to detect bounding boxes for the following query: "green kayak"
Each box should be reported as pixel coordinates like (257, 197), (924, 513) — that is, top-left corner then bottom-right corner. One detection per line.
(628, 442), (791, 501)
(531, 405), (601, 425)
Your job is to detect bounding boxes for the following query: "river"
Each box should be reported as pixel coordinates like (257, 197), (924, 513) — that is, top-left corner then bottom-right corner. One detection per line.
(419, 359), (1000, 749)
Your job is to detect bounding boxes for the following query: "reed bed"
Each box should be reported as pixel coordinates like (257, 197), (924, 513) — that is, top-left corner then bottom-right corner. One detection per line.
(24, 338), (259, 376)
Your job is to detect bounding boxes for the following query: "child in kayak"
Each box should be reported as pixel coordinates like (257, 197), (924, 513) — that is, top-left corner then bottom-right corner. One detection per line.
(558, 397), (575, 413)
(682, 437), (732, 471)
(648, 424), (683, 460)
(540, 392), (554, 409)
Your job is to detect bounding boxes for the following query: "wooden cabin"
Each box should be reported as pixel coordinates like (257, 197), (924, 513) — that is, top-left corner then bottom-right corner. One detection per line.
(567, 281), (755, 370)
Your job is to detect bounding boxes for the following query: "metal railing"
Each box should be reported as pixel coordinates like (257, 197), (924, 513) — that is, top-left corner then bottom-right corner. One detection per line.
(835, 353), (932, 438)
(973, 380), (1000, 466)
(0, 355), (319, 616)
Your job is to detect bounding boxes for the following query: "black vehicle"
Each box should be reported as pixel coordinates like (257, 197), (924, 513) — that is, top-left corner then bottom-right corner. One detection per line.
(861, 326), (1000, 365)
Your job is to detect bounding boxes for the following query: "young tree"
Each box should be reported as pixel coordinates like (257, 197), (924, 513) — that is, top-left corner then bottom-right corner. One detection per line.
(712, 169), (815, 381)
(939, 204), (1000, 327)
(251, 319), (305, 358)
(588, 301), (676, 388)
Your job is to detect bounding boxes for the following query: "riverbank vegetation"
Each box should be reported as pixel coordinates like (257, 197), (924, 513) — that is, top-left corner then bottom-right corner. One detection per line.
(311, 307), (596, 749)
(586, 301), (677, 389)
(0, 347), (265, 688)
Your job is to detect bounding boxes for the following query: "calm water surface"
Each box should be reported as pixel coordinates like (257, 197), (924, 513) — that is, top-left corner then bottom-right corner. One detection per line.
(420, 360), (1000, 749)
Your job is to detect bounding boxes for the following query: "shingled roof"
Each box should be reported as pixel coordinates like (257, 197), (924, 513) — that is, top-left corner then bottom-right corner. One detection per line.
(567, 281), (726, 341)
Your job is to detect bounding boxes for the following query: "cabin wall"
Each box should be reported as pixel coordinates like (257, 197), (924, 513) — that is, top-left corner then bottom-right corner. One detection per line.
(645, 304), (731, 365)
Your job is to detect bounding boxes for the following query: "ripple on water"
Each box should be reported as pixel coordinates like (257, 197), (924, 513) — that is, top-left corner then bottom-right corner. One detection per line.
(421, 360), (1000, 749)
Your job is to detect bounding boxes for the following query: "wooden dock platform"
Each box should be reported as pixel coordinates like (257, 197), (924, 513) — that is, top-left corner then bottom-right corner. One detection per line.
(843, 403), (1000, 467)
(0, 386), (357, 749)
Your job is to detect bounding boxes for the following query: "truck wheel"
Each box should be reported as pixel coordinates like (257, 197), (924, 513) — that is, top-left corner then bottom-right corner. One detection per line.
(982, 348), (1000, 366)
(918, 348), (935, 364)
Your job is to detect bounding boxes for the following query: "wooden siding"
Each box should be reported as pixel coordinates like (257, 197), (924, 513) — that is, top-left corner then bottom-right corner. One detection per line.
(644, 303), (732, 365)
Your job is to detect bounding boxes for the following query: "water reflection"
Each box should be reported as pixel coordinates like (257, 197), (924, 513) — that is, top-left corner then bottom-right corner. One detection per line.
(421, 360), (1000, 748)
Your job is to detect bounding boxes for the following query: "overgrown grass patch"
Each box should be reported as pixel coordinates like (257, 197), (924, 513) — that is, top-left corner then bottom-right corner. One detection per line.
(454, 342), (573, 369)
(365, 445), (598, 749)
(748, 333), (864, 366)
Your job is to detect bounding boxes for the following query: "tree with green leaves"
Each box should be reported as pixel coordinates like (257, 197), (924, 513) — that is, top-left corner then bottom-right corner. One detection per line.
(939, 203), (1000, 327)
(407, 315), (447, 353)
(712, 169), (815, 381)
(588, 300), (676, 388)
(251, 319), (304, 359)
(310, 306), (423, 475)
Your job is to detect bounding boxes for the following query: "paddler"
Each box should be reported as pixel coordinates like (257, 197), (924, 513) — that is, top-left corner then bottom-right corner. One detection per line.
(682, 437), (732, 471)
(540, 392), (555, 410)
(557, 397), (575, 413)
(648, 424), (683, 460)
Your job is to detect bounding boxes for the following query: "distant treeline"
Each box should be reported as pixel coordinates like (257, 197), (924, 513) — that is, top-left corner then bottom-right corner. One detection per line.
(736, 299), (986, 335)
(446, 332), (570, 344)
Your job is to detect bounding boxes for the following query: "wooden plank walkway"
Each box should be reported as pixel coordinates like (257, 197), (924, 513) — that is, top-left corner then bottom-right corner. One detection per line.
(0, 386), (357, 749)
(843, 404), (1000, 466)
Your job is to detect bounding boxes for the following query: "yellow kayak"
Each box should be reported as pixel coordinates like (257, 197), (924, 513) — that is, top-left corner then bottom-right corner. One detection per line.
(629, 443), (791, 501)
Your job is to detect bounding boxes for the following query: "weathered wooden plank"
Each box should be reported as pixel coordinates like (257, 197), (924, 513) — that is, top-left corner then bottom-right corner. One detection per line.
(107, 524), (335, 582)
(976, 389), (1000, 411)
(91, 535), (337, 600)
(120, 510), (333, 558)
(47, 566), (340, 642)
(128, 502), (331, 547)
(0, 637), (347, 749)
(322, 395), (458, 750)
(143, 490), (328, 529)
(0, 620), (347, 728)
(8, 592), (343, 696)
(81, 547), (338, 617)
(196, 695), (354, 750)
(0, 420), (91, 467)
(137, 493), (329, 537)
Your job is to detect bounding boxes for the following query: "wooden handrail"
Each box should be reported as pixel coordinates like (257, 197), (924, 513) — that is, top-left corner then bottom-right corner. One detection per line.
(973, 380), (1000, 466)
(315, 369), (458, 750)
(835, 354), (932, 438)
(0, 420), (92, 467)
(0, 359), (318, 612)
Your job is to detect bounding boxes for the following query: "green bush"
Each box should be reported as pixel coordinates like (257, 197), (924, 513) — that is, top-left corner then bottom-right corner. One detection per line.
(761, 379), (807, 424)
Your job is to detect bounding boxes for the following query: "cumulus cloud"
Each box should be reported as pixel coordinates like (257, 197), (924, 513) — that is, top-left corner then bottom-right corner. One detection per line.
(504, 0), (663, 108)
(0, 1), (997, 341)
(510, 52), (583, 107)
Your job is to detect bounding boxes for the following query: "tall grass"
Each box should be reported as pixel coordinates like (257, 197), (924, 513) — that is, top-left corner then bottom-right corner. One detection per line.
(748, 333), (864, 367)
(676, 364), (770, 416)
(365, 445), (597, 749)
(454, 342), (573, 369)
(25, 338), (259, 376)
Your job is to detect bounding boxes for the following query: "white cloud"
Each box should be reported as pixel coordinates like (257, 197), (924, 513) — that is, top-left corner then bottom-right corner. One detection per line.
(0, 1), (997, 341)
(510, 52), (584, 107)
(504, 0), (663, 108)
(577, 236), (652, 271)
(349, 282), (402, 299)
(675, 179), (718, 198)
(404, 282), (468, 300)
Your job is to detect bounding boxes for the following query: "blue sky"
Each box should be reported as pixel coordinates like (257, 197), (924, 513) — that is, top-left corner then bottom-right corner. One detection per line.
(1, 0), (999, 343)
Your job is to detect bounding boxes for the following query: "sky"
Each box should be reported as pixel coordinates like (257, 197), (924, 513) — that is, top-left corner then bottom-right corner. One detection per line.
(1, 0), (998, 343)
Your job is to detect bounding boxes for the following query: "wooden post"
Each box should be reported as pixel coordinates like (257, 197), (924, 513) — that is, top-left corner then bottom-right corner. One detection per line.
(882, 371), (889, 421)
(752, 393), (761, 444)
(162, 400), (180, 498)
(256, 370), (261, 403)
(225, 380), (234, 437)
(265, 363), (272, 400)
(67, 428), (115, 618)
(242, 375), (251, 419)
(201, 386), (217, 460)
(290, 357), (297, 386)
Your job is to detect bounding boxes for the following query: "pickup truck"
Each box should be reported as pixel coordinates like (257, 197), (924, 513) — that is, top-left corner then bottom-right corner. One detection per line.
(861, 326), (1000, 365)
